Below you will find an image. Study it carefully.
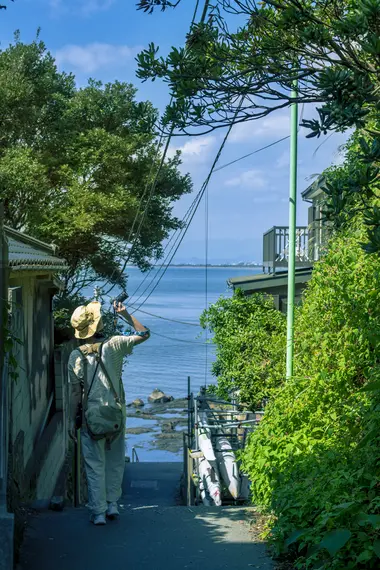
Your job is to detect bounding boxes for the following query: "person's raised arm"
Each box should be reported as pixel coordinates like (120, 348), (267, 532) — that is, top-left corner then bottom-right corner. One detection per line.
(114, 301), (150, 346)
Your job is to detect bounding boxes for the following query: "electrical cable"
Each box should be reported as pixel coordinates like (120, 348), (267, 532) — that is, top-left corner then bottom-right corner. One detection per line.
(128, 188), (200, 302)
(127, 86), (305, 316)
(128, 134), (291, 305)
(117, 314), (207, 345)
(102, 124), (167, 298)
(103, 125), (174, 297)
(102, 0), (203, 298)
(128, 185), (203, 305)
(149, 330), (208, 345)
(214, 135), (290, 174)
(129, 106), (306, 304)
(212, 104), (305, 174)
(127, 303), (201, 327)
(127, 0), (212, 304)
(130, 99), (244, 314)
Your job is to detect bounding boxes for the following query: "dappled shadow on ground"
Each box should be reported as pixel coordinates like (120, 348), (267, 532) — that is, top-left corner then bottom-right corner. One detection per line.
(17, 504), (273, 570)
(17, 461), (273, 570)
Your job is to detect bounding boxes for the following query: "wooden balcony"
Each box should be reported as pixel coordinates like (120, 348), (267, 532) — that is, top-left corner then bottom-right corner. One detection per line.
(262, 226), (313, 273)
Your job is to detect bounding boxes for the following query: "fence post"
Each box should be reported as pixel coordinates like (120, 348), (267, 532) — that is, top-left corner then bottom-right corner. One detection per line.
(187, 448), (193, 506)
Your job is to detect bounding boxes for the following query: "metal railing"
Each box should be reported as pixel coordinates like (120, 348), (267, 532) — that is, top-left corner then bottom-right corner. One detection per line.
(263, 226), (312, 273)
(184, 386), (263, 507)
(132, 447), (140, 463)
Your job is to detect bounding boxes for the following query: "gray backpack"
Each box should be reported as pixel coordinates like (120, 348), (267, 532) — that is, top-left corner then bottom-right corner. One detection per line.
(79, 342), (126, 443)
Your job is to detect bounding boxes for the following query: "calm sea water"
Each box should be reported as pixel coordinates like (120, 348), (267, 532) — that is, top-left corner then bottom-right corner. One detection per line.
(85, 266), (260, 460)
(120, 266), (260, 402)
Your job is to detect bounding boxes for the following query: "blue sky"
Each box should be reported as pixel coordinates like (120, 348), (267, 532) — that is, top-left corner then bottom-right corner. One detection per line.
(1, 0), (350, 263)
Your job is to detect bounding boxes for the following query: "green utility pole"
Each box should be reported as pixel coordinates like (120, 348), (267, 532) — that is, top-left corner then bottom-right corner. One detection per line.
(286, 82), (298, 379)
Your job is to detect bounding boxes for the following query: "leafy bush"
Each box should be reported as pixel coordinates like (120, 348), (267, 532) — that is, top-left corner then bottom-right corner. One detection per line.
(242, 223), (380, 568)
(200, 290), (286, 408)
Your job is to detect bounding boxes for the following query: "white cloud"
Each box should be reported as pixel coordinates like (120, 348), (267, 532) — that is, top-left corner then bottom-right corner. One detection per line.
(50, 0), (115, 16)
(225, 169), (266, 189)
(55, 43), (141, 73)
(82, 0), (115, 14)
(229, 114), (290, 143)
(167, 136), (216, 163)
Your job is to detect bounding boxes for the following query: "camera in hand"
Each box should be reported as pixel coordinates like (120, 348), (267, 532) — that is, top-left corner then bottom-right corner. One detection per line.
(113, 291), (129, 305)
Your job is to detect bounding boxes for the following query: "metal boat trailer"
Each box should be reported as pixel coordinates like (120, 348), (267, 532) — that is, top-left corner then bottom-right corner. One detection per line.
(183, 381), (264, 506)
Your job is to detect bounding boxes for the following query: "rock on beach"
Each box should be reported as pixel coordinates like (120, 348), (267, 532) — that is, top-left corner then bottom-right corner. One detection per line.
(127, 398), (145, 408)
(148, 388), (174, 404)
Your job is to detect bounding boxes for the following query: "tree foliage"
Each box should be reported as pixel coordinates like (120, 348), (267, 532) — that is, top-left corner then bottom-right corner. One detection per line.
(136, 0), (380, 136)
(0, 1), (12, 10)
(320, 130), (380, 254)
(237, 224), (380, 569)
(205, 222), (380, 567)
(137, 0), (380, 253)
(200, 290), (286, 407)
(0, 36), (192, 295)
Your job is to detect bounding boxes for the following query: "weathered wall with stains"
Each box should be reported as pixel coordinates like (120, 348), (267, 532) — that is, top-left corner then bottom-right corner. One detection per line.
(7, 274), (71, 505)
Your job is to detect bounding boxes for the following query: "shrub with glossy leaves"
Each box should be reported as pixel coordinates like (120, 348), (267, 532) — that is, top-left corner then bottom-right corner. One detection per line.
(243, 223), (380, 569)
(200, 290), (286, 408)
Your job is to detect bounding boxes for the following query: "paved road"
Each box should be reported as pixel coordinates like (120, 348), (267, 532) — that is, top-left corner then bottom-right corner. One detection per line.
(17, 463), (273, 570)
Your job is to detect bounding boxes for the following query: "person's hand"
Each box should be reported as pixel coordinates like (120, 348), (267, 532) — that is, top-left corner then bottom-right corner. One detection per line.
(113, 301), (128, 314)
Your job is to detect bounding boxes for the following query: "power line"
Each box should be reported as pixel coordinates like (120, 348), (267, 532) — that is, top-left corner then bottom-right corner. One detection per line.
(103, 0), (203, 298)
(128, 191), (199, 301)
(126, 303), (201, 327)
(212, 104), (305, 174)
(104, 126), (174, 297)
(103, 121), (167, 298)
(130, 99), (245, 314)
(117, 314), (207, 344)
(127, 3), (213, 304)
(149, 329), (209, 345)
(128, 134), (289, 305)
(129, 186), (202, 305)
(214, 135), (290, 173)
(129, 119), (305, 309)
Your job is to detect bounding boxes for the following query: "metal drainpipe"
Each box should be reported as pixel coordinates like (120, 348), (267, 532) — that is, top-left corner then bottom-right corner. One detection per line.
(286, 80), (299, 379)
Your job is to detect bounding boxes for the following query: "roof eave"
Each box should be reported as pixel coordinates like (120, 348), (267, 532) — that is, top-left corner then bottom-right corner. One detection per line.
(4, 226), (57, 255)
(302, 175), (326, 201)
(10, 263), (69, 272)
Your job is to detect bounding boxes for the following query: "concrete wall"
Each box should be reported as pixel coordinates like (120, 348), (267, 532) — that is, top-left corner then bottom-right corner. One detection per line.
(7, 274), (72, 508)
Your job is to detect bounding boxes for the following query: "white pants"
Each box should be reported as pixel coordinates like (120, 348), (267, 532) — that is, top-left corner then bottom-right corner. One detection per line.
(81, 429), (125, 515)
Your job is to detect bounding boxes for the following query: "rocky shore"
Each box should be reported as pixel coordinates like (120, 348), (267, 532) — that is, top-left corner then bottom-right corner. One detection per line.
(125, 390), (189, 457)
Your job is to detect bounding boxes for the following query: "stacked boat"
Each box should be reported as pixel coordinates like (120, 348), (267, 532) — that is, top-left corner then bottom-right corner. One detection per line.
(195, 407), (250, 506)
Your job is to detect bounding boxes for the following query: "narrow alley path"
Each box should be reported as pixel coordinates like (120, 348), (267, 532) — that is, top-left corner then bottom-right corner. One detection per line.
(17, 463), (273, 570)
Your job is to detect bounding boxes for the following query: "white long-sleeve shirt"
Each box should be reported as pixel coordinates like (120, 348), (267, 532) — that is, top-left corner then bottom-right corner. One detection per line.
(68, 335), (139, 402)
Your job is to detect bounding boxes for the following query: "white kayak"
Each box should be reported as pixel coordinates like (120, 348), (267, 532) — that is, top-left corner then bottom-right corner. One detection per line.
(215, 435), (241, 499)
(197, 459), (211, 506)
(198, 411), (217, 464)
(198, 456), (222, 506)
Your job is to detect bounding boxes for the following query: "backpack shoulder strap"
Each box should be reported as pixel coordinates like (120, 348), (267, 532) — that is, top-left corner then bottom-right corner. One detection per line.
(81, 343), (103, 410)
(96, 344), (121, 404)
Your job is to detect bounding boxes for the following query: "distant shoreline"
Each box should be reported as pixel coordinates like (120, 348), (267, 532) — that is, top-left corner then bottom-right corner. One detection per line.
(170, 264), (261, 268)
(128, 264), (261, 269)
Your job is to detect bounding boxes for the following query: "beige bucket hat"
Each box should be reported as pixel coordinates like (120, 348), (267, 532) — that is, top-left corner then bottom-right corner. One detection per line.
(70, 301), (102, 339)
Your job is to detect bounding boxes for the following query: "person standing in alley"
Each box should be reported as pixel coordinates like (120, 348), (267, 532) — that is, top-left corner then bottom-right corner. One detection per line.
(68, 299), (150, 525)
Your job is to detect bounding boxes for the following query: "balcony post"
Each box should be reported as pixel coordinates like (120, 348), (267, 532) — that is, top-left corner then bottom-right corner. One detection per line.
(286, 80), (298, 379)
